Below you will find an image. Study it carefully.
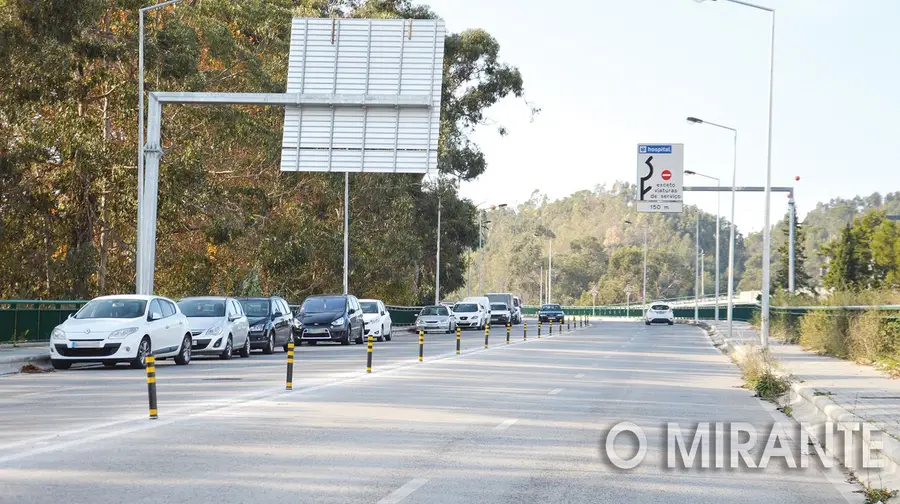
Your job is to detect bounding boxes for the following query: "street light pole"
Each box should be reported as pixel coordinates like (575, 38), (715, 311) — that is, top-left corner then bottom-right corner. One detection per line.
(695, 212), (700, 323)
(435, 196), (441, 305)
(693, 0), (775, 349)
(548, 239), (553, 304)
(684, 170), (720, 321)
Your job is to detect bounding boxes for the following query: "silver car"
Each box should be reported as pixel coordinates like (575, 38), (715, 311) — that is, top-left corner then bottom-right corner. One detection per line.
(415, 305), (456, 333)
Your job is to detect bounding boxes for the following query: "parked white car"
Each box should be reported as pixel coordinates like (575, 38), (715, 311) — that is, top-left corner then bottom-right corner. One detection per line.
(178, 297), (250, 359)
(360, 299), (393, 342)
(49, 295), (192, 370)
(645, 303), (675, 326)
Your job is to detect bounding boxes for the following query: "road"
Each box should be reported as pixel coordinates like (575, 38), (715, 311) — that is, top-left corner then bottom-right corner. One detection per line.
(0, 321), (863, 503)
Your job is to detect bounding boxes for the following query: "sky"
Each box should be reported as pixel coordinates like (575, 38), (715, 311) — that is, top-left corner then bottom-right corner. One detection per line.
(423, 0), (900, 234)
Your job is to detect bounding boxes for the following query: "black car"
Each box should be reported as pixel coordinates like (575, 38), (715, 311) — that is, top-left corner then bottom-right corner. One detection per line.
(238, 297), (294, 354)
(293, 294), (365, 345)
(538, 303), (565, 323)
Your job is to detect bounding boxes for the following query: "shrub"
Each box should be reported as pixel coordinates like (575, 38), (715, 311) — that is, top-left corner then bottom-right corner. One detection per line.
(847, 310), (884, 364)
(799, 310), (850, 358)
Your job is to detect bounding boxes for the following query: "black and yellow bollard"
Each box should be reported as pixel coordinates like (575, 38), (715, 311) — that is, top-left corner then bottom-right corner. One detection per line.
(456, 326), (461, 355)
(146, 355), (158, 420)
(484, 324), (490, 349)
(559, 318), (563, 334)
(549, 320), (553, 336)
(366, 336), (374, 373)
(506, 323), (511, 344)
(286, 341), (295, 390)
(418, 330), (424, 362)
(567, 317), (571, 331)
(524, 321), (528, 341)
(538, 320), (542, 338)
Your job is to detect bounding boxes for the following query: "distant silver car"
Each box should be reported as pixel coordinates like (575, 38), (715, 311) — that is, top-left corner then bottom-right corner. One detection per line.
(645, 303), (675, 326)
(415, 305), (456, 333)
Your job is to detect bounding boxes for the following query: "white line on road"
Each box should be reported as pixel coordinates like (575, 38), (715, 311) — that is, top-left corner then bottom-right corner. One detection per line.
(377, 478), (430, 504)
(575, 373), (585, 378)
(493, 418), (518, 431)
(548, 388), (563, 395)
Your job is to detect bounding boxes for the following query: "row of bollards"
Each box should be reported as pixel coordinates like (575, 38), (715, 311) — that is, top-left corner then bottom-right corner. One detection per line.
(147, 314), (596, 420)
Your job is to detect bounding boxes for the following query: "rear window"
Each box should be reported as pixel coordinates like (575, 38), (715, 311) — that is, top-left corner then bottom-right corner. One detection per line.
(651, 304), (670, 311)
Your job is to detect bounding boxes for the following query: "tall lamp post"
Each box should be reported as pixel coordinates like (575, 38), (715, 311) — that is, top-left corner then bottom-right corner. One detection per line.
(685, 170), (720, 321)
(693, 0), (776, 349)
(137, 0), (188, 294)
(686, 117), (738, 341)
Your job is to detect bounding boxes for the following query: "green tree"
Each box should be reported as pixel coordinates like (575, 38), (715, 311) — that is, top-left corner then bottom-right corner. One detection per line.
(773, 208), (812, 293)
(823, 224), (862, 290)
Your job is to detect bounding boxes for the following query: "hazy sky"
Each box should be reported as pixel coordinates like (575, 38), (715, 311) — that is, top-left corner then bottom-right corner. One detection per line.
(424, 0), (900, 233)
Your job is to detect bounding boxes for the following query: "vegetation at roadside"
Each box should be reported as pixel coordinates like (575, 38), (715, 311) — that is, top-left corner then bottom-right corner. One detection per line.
(0, 0), (531, 305)
(863, 486), (898, 504)
(739, 348), (790, 401)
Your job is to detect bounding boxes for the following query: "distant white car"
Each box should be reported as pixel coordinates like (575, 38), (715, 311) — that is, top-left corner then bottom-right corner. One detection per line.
(452, 302), (485, 330)
(178, 297), (251, 359)
(416, 305), (456, 333)
(49, 295), (192, 369)
(645, 303), (675, 326)
(360, 299), (392, 342)
(490, 302), (512, 325)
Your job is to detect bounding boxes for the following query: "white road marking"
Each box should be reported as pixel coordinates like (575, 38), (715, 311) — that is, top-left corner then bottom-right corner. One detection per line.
(548, 388), (563, 395)
(377, 478), (430, 504)
(493, 418), (518, 431)
(575, 373), (585, 378)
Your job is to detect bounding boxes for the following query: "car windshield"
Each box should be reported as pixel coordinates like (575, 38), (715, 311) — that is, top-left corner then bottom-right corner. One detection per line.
(420, 306), (448, 316)
(302, 296), (345, 313)
(240, 299), (270, 317)
(491, 303), (508, 311)
(453, 303), (478, 313)
(178, 299), (226, 318)
(360, 301), (379, 314)
(75, 299), (146, 319)
(541, 304), (562, 311)
(651, 304), (670, 311)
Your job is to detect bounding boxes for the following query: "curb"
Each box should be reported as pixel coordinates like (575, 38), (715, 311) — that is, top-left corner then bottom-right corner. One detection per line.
(692, 321), (900, 489)
(0, 350), (50, 375)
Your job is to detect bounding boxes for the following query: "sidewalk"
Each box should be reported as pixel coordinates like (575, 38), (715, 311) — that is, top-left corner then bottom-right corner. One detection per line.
(706, 320), (900, 489)
(0, 344), (50, 375)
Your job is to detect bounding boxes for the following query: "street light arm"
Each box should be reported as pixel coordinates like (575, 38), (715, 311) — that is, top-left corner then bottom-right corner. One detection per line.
(141, 0), (187, 12)
(722, 0), (774, 13)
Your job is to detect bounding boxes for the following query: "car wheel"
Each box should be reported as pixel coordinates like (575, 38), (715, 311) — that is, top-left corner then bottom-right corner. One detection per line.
(51, 360), (72, 370)
(130, 337), (151, 369)
(103, 361), (117, 368)
(219, 336), (233, 360)
(645, 321), (651, 326)
(239, 337), (251, 358)
(384, 327), (392, 342)
(378, 326), (385, 342)
(175, 335), (192, 365)
(263, 332), (275, 354)
(668, 321), (674, 326)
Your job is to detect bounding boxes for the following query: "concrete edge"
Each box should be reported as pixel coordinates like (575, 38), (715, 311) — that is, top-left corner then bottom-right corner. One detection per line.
(0, 351), (49, 366)
(692, 320), (900, 490)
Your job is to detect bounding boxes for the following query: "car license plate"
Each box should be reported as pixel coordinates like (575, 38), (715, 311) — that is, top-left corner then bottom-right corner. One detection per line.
(70, 340), (104, 349)
(306, 328), (327, 334)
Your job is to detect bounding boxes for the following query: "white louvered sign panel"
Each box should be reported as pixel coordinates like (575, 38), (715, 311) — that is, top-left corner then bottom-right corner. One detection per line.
(280, 18), (445, 173)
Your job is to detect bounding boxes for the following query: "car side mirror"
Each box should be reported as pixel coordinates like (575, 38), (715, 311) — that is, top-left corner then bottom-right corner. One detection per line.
(273, 311), (283, 318)
(380, 311), (386, 316)
(149, 311), (163, 321)
(67, 314), (74, 319)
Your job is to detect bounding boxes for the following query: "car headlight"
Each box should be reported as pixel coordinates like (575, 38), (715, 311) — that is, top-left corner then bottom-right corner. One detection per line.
(206, 323), (224, 336)
(292, 318), (301, 329)
(331, 317), (345, 327)
(51, 328), (66, 341)
(109, 327), (138, 339)
(250, 324), (265, 332)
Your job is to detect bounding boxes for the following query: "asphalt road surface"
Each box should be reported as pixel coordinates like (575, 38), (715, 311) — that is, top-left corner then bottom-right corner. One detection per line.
(0, 321), (863, 503)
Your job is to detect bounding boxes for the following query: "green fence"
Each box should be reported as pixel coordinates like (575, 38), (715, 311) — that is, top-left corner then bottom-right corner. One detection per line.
(0, 300), (88, 344)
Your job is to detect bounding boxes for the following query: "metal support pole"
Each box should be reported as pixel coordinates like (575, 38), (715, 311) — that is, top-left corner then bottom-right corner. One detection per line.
(642, 228), (648, 312)
(701, 252), (705, 297)
(715, 180), (720, 321)
(146, 355), (158, 419)
(286, 342), (295, 389)
(539, 266), (543, 305)
(695, 213), (700, 323)
(789, 196), (796, 295)
(343, 172), (349, 295)
(478, 211), (483, 294)
(435, 196), (441, 305)
(548, 240), (553, 304)
(727, 132), (738, 341)
(136, 11), (145, 294)
(366, 336), (373, 373)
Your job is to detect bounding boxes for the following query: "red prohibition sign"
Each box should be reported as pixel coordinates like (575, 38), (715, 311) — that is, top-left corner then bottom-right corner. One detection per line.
(661, 170), (672, 181)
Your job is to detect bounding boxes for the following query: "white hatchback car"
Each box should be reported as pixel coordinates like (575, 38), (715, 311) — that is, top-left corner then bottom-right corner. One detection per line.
(359, 299), (392, 342)
(645, 303), (675, 326)
(50, 295), (192, 369)
(178, 297), (251, 359)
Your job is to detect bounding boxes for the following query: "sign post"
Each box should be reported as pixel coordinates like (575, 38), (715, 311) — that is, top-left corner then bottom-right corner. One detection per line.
(636, 144), (684, 214)
(590, 285), (598, 316)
